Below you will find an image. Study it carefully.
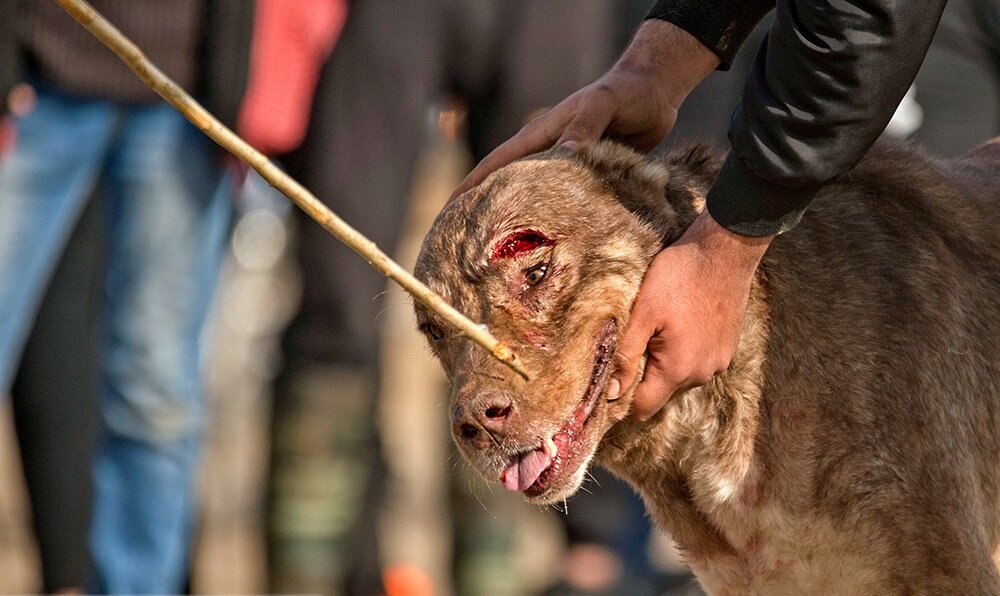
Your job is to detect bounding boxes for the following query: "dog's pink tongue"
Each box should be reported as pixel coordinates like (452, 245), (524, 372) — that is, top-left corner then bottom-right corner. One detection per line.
(501, 448), (551, 492)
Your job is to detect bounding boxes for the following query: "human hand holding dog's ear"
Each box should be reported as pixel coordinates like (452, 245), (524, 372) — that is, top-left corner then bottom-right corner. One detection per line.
(608, 212), (772, 421)
(449, 19), (719, 201)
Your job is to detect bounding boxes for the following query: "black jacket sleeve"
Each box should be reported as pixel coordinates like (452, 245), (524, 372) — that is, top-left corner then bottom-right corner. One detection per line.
(647, 0), (774, 70)
(648, 1), (948, 236)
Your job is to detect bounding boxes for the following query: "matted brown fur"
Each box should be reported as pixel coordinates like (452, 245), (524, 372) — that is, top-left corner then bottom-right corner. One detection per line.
(413, 138), (1000, 594)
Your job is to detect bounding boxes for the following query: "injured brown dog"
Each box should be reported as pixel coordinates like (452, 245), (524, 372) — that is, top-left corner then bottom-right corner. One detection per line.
(413, 139), (1000, 594)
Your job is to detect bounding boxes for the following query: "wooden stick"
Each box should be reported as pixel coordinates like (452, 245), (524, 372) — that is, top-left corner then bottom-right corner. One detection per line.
(54, 0), (529, 380)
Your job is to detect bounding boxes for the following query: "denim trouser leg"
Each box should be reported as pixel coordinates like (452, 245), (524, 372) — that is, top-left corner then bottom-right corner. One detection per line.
(90, 104), (232, 594)
(0, 94), (114, 393)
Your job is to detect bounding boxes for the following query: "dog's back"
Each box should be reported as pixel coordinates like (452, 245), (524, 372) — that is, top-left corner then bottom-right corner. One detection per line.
(711, 140), (1000, 591)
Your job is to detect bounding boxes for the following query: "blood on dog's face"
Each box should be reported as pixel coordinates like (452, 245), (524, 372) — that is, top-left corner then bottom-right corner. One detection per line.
(414, 145), (677, 504)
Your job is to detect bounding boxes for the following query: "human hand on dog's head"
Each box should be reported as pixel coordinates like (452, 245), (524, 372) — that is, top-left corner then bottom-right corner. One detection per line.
(609, 212), (772, 420)
(449, 19), (718, 201)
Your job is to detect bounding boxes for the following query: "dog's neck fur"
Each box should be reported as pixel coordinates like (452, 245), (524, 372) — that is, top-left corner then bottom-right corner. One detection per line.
(590, 146), (771, 566)
(598, 278), (768, 563)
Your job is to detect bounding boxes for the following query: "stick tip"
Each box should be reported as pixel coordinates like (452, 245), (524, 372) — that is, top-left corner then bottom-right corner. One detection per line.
(493, 341), (530, 381)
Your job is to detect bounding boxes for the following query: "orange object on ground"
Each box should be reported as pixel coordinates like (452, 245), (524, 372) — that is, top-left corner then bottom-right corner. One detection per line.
(382, 563), (436, 596)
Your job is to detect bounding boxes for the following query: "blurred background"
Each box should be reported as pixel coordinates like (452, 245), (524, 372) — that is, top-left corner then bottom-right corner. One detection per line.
(0, 0), (997, 594)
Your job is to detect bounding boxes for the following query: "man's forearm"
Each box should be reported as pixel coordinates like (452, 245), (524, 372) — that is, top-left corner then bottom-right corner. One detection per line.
(615, 19), (720, 114)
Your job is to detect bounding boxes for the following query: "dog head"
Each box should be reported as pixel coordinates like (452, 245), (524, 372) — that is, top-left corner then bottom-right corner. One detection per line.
(414, 141), (712, 504)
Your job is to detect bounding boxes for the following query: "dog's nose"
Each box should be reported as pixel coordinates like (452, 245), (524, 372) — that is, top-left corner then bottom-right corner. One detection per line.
(452, 394), (515, 446)
(481, 398), (513, 432)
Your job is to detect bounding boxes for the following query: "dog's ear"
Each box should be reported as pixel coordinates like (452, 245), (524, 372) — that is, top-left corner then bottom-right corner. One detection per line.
(569, 141), (676, 227)
(567, 141), (713, 245)
(665, 144), (722, 190)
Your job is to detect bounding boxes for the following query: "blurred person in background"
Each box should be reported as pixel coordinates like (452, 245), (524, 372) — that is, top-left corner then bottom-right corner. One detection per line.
(0, 1), (253, 592)
(0, 0), (339, 591)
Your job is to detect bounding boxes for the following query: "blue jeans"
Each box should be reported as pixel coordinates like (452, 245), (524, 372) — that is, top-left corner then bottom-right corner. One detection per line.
(0, 87), (231, 593)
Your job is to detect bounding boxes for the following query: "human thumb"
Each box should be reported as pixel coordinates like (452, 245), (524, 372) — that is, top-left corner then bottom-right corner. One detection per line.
(608, 315), (652, 401)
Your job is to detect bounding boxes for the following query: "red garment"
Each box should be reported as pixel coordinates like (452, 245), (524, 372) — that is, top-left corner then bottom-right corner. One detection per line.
(237, 0), (347, 156)
(0, 119), (14, 157)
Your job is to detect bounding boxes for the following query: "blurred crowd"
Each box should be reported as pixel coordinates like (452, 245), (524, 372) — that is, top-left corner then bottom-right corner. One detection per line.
(0, 0), (997, 595)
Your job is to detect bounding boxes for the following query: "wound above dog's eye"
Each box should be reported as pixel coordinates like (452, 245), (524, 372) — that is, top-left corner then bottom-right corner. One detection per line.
(490, 229), (554, 262)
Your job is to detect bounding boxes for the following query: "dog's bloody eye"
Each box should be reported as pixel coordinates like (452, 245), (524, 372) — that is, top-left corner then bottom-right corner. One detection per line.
(420, 323), (445, 342)
(525, 264), (548, 286)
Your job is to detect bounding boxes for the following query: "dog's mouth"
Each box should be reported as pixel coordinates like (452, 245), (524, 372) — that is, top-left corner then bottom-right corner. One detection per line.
(500, 319), (617, 497)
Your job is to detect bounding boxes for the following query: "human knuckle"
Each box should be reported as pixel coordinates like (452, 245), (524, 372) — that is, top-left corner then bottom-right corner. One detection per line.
(687, 363), (717, 386)
(695, 372), (715, 386)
